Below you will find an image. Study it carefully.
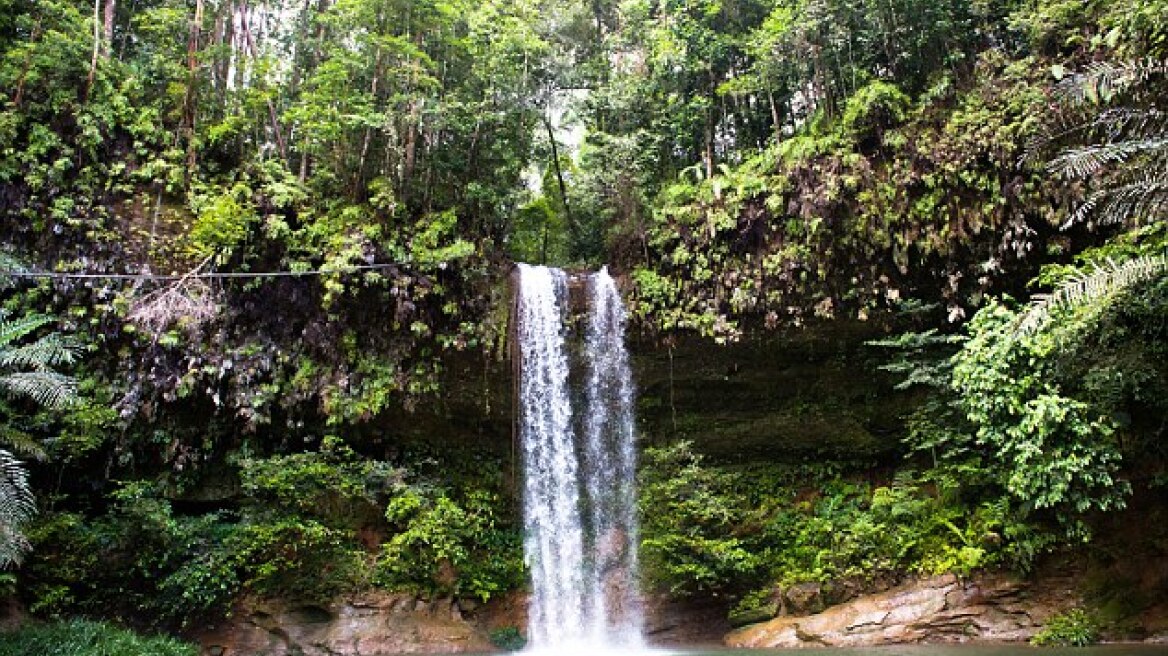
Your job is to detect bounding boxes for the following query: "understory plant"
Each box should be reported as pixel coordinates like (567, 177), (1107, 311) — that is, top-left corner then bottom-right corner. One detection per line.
(0, 619), (197, 656)
(637, 442), (1012, 603)
(1032, 608), (1102, 646)
(21, 443), (523, 629)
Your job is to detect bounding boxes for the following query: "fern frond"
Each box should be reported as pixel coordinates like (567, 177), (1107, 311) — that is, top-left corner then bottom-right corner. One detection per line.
(0, 448), (35, 568)
(1090, 107), (1168, 141)
(1056, 59), (1168, 105)
(1048, 138), (1168, 179)
(0, 313), (54, 350)
(1016, 254), (1168, 334)
(0, 371), (78, 409)
(0, 425), (48, 462)
(1065, 170), (1168, 228)
(0, 334), (80, 371)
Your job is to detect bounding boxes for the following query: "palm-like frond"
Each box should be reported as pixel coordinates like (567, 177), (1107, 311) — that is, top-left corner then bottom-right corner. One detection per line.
(0, 371), (78, 409)
(1064, 169), (1168, 228)
(0, 333), (80, 371)
(0, 424), (48, 461)
(1055, 59), (1168, 105)
(0, 312), (53, 350)
(1088, 107), (1168, 141)
(1029, 58), (1168, 229)
(0, 304), (74, 568)
(1048, 137), (1168, 179)
(0, 448), (36, 568)
(1016, 254), (1168, 334)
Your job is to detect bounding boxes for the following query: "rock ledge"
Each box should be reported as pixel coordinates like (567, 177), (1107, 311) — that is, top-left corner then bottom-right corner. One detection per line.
(726, 573), (1077, 648)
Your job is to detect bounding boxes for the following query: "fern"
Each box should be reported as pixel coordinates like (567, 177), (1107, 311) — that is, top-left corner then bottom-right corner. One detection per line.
(1016, 254), (1168, 334)
(0, 371), (78, 409)
(0, 306), (79, 567)
(0, 311), (79, 409)
(1028, 59), (1168, 229)
(0, 425), (48, 462)
(1055, 59), (1168, 105)
(0, 312), (54, 351)
(1064, 170), (1168, 228)
(0, 333), (79, 371)
(1048, 138), (1168, 180)
(0, 448), (35, 568)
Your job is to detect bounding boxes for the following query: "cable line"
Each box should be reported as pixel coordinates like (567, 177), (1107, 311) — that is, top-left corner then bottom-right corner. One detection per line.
(0, 262), (409, 282)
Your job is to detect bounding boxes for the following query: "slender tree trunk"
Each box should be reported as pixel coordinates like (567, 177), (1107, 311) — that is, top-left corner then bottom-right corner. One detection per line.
(101, 0), (115, 57)
(768, 90), (782, 146)
(542, 112), (573, 262)
(299, 134), (310, 182)
(239, 0), (288, 160)
(13, 19), (42, 107)
(212, 4), (228, 115)
(703, 108), (715, 180)
(185, 0), (204, 173)
(403, 35), (425, 190)
(703, 70), (716, 179)
(85, 0), (100, 102)
(356, 47), (383, 196)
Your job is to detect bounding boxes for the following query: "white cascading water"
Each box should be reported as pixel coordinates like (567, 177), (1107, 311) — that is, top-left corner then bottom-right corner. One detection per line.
(580, 266), (644, 646)
(515, 263), (644, 652)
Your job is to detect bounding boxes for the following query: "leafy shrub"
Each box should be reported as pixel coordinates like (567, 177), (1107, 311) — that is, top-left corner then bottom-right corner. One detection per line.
(839, 80), (912, 145)
(0, 620), (196, 656)
(231, 516), (371, 602)
(638, 444), (1014, 603)
(1032, 608), (1101, 646)
(237, 436), (400, 527)
(23, 489), (243, 628)
(23, 444), (526, 626)
(24, 482), (369, 627)
(488, 626), (527, 651)
(376, 484), (523, 602)
(637, 442), (762, 595)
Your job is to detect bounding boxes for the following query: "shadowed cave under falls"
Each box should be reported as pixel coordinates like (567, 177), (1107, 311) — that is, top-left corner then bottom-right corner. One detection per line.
(514, 263), (645, 651)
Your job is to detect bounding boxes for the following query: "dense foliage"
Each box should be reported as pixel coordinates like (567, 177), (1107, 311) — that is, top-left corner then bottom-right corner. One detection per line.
(0, 0), (1164, 643)
(0, 620), (197, 656)
(639, 442), (1016, 599)
(19, 442), (520, 629)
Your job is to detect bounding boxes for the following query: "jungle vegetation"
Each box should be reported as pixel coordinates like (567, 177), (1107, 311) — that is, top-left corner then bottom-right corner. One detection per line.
(0, 0), (1164, 645)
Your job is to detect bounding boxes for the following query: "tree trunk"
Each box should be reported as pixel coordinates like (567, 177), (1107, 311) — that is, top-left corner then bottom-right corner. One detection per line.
(85, 0), (100, 102)
(13, 19), (42, 107)
(184, 0), (204, 173)
(355, 46), (383, 197)
(703, 109), (715, 180)
(703, 71), (716, 179)
(239, 1), (288, 160)
(768, 90), (782, 146)
(101, 0), (115, 58)
(542, 112), (573, 263)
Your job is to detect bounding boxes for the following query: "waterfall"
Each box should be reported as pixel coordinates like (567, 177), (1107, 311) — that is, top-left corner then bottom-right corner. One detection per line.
(515, 264), (644, 651)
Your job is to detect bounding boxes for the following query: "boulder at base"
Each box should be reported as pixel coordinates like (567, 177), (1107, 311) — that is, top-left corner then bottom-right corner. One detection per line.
(195, 593), (493, 656)
(726, 573), (1078, 648)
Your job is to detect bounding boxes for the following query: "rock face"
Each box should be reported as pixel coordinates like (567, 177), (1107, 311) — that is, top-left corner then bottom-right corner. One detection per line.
(195, 593), (493, 656)
(633, 322), (913, 462)
(726, 573), (1078, 648)
(643, 593), (733, 647)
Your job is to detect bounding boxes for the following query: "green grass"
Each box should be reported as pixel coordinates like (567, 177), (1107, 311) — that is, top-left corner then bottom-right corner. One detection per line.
(0, 619), (197, 656)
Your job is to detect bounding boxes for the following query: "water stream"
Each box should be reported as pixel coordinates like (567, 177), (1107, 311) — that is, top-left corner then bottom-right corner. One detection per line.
(515, 264), (644, 651)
